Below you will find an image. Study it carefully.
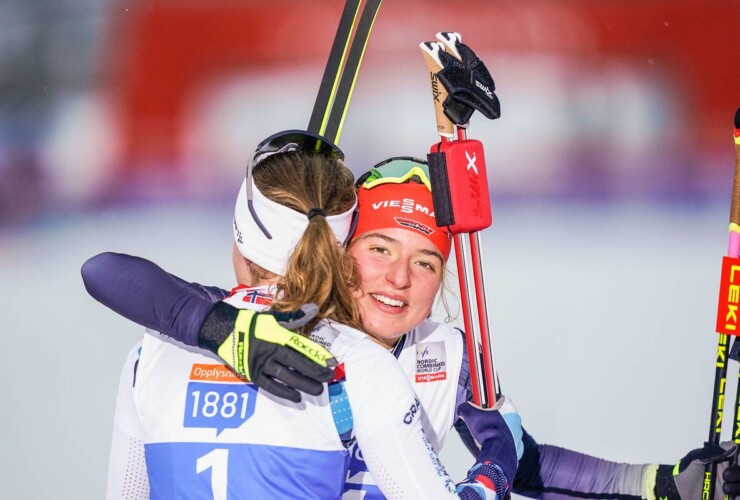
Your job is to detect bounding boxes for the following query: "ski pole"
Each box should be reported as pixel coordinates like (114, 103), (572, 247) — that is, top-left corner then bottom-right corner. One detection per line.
(730, 336), (740, 444)
(727, 335), (740, 500)
(322, 0), (382, 144)
(308, 0), (382, 146)
(709, 107), (740, 500)
(420, 34), (498, 408)
(436, 32), (500, 409)
(307, 0), (362, 137)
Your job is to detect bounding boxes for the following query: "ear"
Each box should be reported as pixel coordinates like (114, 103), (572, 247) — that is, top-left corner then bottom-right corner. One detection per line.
(232, 243), (253, 286)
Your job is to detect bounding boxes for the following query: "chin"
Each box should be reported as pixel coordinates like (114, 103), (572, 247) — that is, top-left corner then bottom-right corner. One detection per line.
(366, 322), (407, 345)
(360, 304), (412, 345)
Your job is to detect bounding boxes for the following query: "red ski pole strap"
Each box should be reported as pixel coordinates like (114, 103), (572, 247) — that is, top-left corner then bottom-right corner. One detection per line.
(716, 256), (740, 336)
(427, 139), (492, 234)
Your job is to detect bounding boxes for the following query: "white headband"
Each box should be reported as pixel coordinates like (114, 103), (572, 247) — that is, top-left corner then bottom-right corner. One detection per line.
(233, 177), (357, 276)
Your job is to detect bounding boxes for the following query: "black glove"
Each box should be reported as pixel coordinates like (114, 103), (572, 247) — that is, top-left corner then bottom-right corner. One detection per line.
(435, 33), (501, 123)
(654, 442), (738, 499)
(724, 461), (740, 497)
(198, 301), (336, 403)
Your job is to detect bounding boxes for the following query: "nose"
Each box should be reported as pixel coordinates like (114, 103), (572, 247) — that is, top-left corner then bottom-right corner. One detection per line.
(385, 259), (411, 289)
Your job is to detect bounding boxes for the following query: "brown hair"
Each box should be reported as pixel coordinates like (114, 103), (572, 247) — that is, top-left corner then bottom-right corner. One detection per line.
(252, 150), (361, 334)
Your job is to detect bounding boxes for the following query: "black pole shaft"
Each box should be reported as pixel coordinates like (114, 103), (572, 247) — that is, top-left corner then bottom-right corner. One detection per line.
(707, 333), (729, 500)
(307, 0), (362, 136)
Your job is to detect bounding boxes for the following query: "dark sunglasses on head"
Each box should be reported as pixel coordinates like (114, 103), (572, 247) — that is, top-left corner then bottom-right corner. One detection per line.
(246, 130), (345, 239)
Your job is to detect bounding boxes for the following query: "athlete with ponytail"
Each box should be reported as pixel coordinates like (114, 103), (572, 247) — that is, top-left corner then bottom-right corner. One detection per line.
(97, 131), (522, 499)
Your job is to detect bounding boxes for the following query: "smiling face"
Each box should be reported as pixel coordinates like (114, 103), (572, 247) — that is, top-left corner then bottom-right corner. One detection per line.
(350, 227), (445, 348)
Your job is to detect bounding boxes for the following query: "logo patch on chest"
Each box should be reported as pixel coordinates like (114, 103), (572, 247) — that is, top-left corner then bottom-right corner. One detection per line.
(415, 341), (447, 383)
(183, 364), (257, 435)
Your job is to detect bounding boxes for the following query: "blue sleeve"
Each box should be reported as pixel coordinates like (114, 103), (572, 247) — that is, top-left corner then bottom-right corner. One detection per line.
(81, 252), (228, 347)
(452, 329), (645, 499)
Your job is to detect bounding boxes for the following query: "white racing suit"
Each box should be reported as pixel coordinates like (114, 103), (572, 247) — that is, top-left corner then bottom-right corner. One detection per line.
(108, 287), (464, 499)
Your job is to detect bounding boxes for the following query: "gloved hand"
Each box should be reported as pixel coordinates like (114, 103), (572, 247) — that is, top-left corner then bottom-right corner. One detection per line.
(653, 441), (738, 499)
(197, 301), (336, 403)
(434, 31), (501, 124)
(456, 396), (523, 498)
(725, 460), (740, 497)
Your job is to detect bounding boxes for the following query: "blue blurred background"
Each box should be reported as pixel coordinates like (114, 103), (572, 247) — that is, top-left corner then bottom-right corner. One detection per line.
(1, 0), (738, 497)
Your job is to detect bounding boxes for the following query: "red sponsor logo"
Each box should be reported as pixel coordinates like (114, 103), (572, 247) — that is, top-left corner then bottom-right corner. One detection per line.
(716, 256), (740, 336)
(415, 372), (447, 383)
(394, 217), (434, 236)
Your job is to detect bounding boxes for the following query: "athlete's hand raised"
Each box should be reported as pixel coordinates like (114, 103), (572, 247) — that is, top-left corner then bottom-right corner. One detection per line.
(197, 301), (337, 403)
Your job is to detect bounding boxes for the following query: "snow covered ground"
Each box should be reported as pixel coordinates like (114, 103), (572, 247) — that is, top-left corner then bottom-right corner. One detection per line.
(0, 200), (731, 498)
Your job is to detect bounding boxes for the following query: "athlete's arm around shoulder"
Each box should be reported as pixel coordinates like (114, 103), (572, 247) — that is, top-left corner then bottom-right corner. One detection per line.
(81, 252), (227, 346)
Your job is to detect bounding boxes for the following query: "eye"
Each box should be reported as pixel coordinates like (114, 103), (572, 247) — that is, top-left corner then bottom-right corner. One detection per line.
(369, 245), (390, 256)
(416, 259), (437, 273)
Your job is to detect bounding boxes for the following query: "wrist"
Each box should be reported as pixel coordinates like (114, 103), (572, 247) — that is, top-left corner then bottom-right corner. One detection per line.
(458, 461), (511, 499)
(641, 464), (659, 500)
(653, 464), (680, 500)
(198, 302), (240, 353)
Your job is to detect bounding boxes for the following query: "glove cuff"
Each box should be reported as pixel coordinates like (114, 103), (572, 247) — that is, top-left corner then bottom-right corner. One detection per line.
(641, 464), (659, 500)
(653, 464), (680, 500)
(443, 95), (474, 125)
(198, 301), (240, 353)
(458, 461), (511, 499)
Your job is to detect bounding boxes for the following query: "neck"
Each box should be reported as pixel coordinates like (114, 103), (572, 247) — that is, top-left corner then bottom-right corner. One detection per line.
(367, 333), (400, 351)
(251, 277), (280, 287)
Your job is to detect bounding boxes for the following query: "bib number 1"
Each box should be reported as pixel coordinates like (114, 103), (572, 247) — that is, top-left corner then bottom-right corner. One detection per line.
(196, 448), (229, 500)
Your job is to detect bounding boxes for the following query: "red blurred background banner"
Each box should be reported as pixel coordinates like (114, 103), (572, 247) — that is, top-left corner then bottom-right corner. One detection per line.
(109, 0), (738, 173)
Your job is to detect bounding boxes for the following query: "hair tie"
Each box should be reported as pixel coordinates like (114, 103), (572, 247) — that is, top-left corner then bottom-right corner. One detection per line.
(307, 208), (326, 220)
